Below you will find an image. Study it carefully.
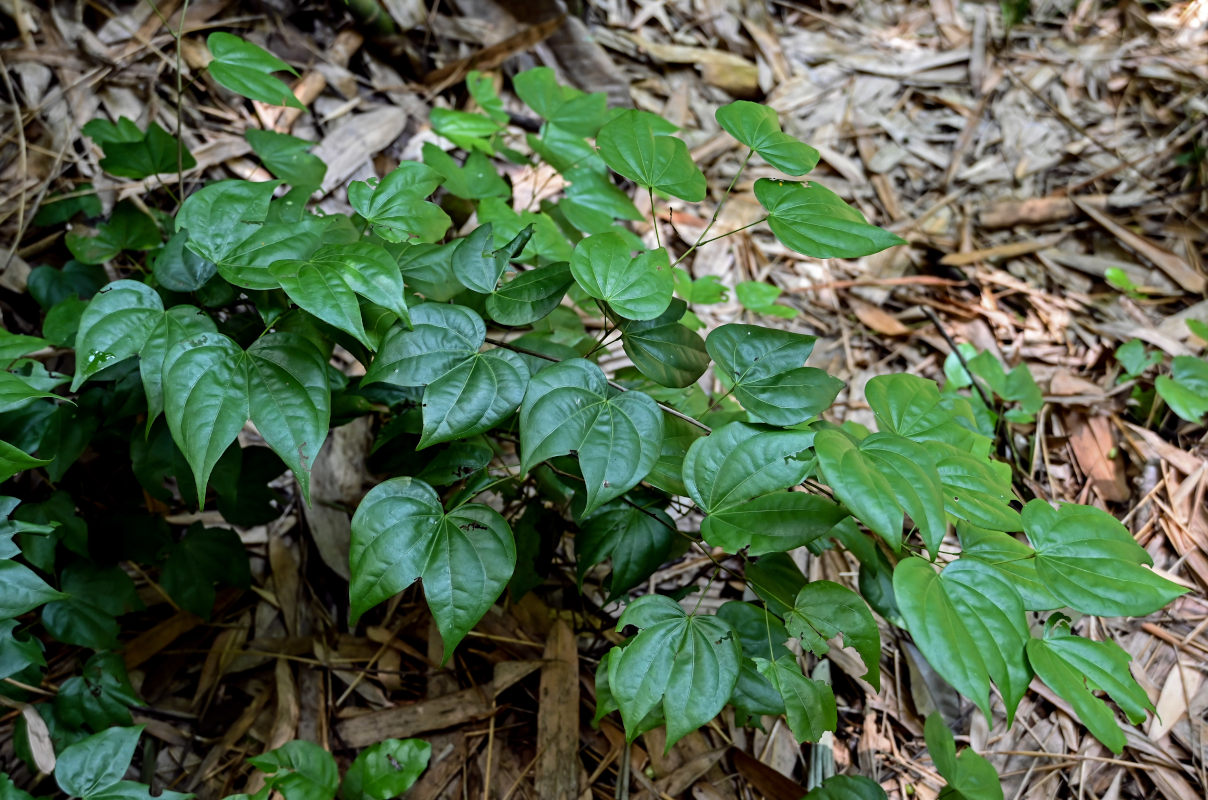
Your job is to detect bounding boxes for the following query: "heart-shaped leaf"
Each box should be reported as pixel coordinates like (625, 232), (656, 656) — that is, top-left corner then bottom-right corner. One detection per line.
(785, 580), (880, 690)
(486, 261), (574, 326)
(207, 32), (303, 108)
(347, 163), (449, 243)
(597, 110), (706, 202)
(72, 280), (164, 391)
(753, 656), (836, 743)
(754, 178), (905, 259)
(570, 233), (674, 321)
(716, 101), (819, 175)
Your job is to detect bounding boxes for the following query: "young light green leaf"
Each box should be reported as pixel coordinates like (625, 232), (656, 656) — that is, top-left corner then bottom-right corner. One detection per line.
(1023, 500), (1186, 616)
(466, 70), (508, 124)
(162, 332), (249, 505)
(421, 144), (509, 200)
(340, 739), (430, 800)
(673, 268), (727, 305)
(347, 163), (449, 243)
(519, 359), (664, 514)
(486, 261), (574, 326)
(429, 108), (502, 154)
(349, 477), (515, 655)
(246, 333), (331, 504)
(513, 66), (608, 137)
(716, 101), (820, 175)
(814, 430), (946, 552)
(71, 280), (164, 391)
(924, 715), (1004, 800)
(1026, 616), (1152, 754)
(249, 740), (339, 800)
(54, 725), (143, 799)
(1156, 355), (1208, 422)
(785, 581), (881, 690)
(735, 280), (796, 319)
(596, 110), (706, 202)
(753, 656), (836, 743)
(706, 324), (842, 425)
(609, 595), (740, 747)
(570, 233), (674, 321)
(206, 32), (303, 109)
(755, 178), (905, 259)
(894, 557), (1031, 723)
(577, 499), (675, 601)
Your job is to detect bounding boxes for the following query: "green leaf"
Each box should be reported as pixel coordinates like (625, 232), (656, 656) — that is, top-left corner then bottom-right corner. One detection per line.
(570, 233), (673, 321)
(865, 374), (990, 454)
(54, 725), (143, 798)
(365, 304), (484, 387)
(65, 201), (161, 264)
(706, 324), (842, 425)
(466, 70), (508, 124)
(716, 101), (820, 175)
(271, 259), (371, 347)
(476, 198), (573, 264)
(1, 772), (36, 800)
(246, 333), (332, 504)
(609, 595), (740, 747)
(246, 128), (326, 191)
(162, 332), (249, 504)
(577, 499), (675, 601)
(1022, 500), (1186, 616)
(520, 359), (664, 514)
(154, 230), (217, 292)
(1026, 616), (1152, 754)
(395, 242), (462, 301)
(0, 619), (45, 679)
(139, 305), (217, 428)
(249, 740), (339, 800)
(785, 581), (880, 690)
(421, 144), (509, 200)
(0, 560), (64, 618)
(486, 261), (574, 326)
(347, 163), (449, 243)
(682, 422), (813, 512)
(513, 67), (608, 137)
(452, 224), (509, 294)
(71, 279), (164, 391)
(754, 178), (905, 259)
(618, 302), (709, 388)
(418, 349), (528, 448)
(956, 524), (1060, 611)
(206, 32), (303, 109)
(0, 440), (50, 483)
(703, 492), (845, 555)
(162, 525), (251, 618)
(893, 557), (1031, 722)
(349, 477), (515, 655)
(306, 242), (409, 322)
(735, 280), (796, 318)
(753, 656), (836, 743)
(176, 179), (280, 264)
(340, 739), (430, 800)
(83, 117), (197, 179)
(673, 269), (727, 305)
(88, 782), (193, 800)
(429, 108), (502, 154)
(0, 331), (50, 362)
(803, 775), (888, 800)
(56, 651), (140, 731)
(814, 430), (946, 553)
(0, 372), (58, 414)
(1156, 355), (1208, 422)
(924, 715), (1004, 800)
(931, 444), (1020, 531)
(42, 597), (120, 649)
(596, 110), (706, 202)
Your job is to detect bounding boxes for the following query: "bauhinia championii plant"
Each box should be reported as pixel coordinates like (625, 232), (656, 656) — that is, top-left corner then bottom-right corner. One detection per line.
(0, 32), (1187, 800)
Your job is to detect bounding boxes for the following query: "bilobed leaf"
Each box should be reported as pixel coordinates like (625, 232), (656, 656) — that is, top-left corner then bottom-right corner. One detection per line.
(1023, 500), (1186, 616)
(162, 332), (249, 504)
(418, 349), (528, 448)
(609, 595), (740, 747)
(421, 144), (509, 200)
(364, 304), (484, 388)
(577, 499), (675, 601)
(249, 740), (339, 800)
(83, 117), (197, 179)
(956, 524), (1060, 611)
(753, 656), (836, 743)
(271, 259), (371, 347)
(803, 775), (888, 800)
(466, 70), (508, 124)
(934, 444), (1021, 532)
(55, 651), (140, 731)
(619, 301), (709, 388)
(735, 280), (796, 319)
(246, 333), (331, 504)
(513, 66), (608, 137)
(894, 557), (1031, 722)
(176, 179), (280, 264)
(54, 725), (143, 799)
(865, 373), (990, 454)
(347, 163), (449, 243)
(596, 110), (706, 202)
(716, 101), (820, 175)
(785, 581), (881, 690)
(754, 178), (905, 258)
(0, 560), (65, 618)
(71, 280), (164, 391)
(207, 32), (303, 108)
(139, 305), (217, 428)
(924, 715), (1004, 800)
(1026, 616), (1152, 754)
(520, 359), (664, 514)
(65, 201), (161, 264)
(570, 233), (673, 321)
(706, 324), (842, 425)
(1156, 355), (1208, 422)
(814, 430), (946, 552)
(340, 738), (430, 800)
(486, 261), (574, 326)
(349, 477), (515, 655)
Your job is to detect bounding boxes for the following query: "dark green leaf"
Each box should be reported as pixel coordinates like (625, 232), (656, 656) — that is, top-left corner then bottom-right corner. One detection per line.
(924, 715), (1004, 800)
(65, 201), (160, 265)
(956, 524), (1060, 611)
(54, 725), (143, 798)
(42, 598), (119, 650)
(249, 740), (339, 800)
(486, 261), (573, 326)
(452, 224), (508, 294)
(0, 620), (45, 679)
(570, 233), (673, 321)
(246, 128), (326, 190)
(139, 305), (216, 427)
(682, 421), (814, 512)
(349, 477), (515, 655)
(55, 652), (140, 730)
(154, 230), (217, 292)
(753, 656), (836, 743)
(217, 219), (324, 290)
(865, 374), (990, 454)
(785, 581), (880, 690)
(71, 279), (163, 391)
(364, 304), (484, 388)
(0, 560), (64, 617)
(176, 179), (279, 264)
(340, 738), (430, 800)
(933, 444), (1021, 532)
(60, 562), (140, 617)
(418, 349), (528, 448)
(803, 775), (888, 800)
(271, 259), (371, 347)
(349, 163), (450, 243)
(0, 372), (58, 414)
(704, 492), (845, 555)
(597, 110), (706, 202)
(207, 32), (303, 109)
(754, 178), (905, 259)
(161, 525), (250, 618)
(715, 101), (820, 175)
(620, 312), (709, 388)
(520, 359), (664, 514)
(577, 499), (674, 601)
(83, 118), (197, 179)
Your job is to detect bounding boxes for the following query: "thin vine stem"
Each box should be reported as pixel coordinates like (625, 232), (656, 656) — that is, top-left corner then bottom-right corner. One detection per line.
(673, 148), (753, 268)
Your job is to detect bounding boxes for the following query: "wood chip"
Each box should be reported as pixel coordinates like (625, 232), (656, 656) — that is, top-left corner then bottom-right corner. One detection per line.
(534, 620), (579, 799)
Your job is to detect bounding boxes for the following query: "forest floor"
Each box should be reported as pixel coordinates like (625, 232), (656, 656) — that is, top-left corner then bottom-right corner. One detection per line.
(1, 0), (1207, 798)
